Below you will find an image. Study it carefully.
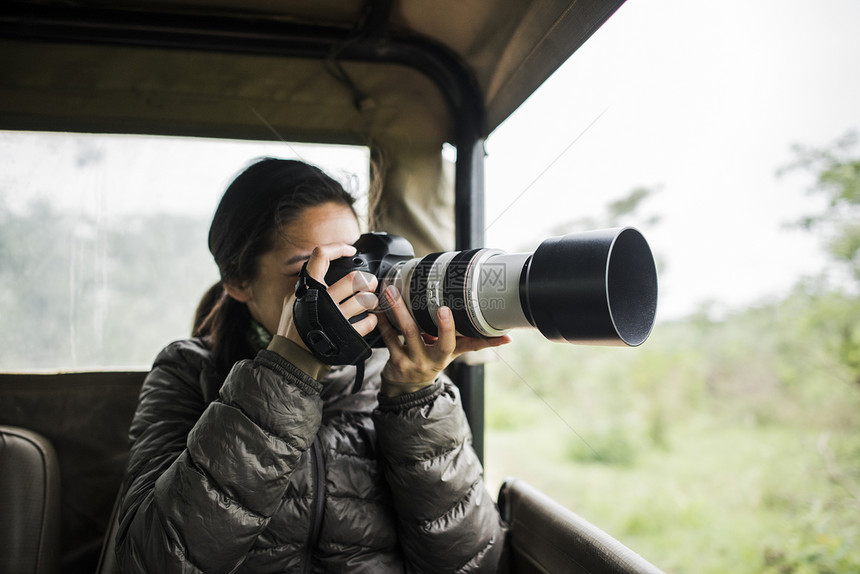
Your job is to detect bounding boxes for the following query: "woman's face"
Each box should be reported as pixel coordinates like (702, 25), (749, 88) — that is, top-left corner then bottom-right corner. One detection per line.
(233, 201), (361, 335)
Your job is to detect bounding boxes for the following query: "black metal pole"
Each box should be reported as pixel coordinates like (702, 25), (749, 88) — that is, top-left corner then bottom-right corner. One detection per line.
(453, 136), (487, 463)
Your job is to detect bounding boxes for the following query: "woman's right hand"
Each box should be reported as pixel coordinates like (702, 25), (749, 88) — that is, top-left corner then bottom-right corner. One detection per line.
(276, 243), (379, 351)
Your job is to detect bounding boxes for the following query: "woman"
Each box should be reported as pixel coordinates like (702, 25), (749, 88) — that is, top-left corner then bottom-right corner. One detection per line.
(116, 158), (511, 573)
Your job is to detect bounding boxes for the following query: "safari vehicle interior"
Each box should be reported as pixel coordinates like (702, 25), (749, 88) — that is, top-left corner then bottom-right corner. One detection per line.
(1, 1), (663, 572)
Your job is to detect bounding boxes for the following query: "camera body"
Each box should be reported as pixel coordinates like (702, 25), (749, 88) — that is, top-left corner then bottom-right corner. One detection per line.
(325, 232), (415, 347)
(325, 232), (415, 286)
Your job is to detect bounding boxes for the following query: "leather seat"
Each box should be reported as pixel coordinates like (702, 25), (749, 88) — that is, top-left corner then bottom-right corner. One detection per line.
(0, 425), (61, 574)
(95, 489), (122, 574)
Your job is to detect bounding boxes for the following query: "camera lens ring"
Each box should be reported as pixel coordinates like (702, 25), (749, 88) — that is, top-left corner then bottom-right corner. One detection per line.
(409, 252), (442, 336)
(440, 249), (484, 338)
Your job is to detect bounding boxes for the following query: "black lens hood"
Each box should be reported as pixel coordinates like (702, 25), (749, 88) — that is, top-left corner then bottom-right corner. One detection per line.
(522, 227), (658, 346)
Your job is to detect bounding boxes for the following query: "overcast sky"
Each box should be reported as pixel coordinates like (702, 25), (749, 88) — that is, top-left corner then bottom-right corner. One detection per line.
(483, 0), (860, 320)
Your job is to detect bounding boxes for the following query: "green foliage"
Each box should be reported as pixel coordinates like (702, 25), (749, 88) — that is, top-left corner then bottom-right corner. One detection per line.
(548, 186), (663, 236)
(776, 132), (860, 385)
(606, 186), (663, 228)
(564, 424), (640, 466)
(780, 131), (860, 282)
(485, 292), (860, 573)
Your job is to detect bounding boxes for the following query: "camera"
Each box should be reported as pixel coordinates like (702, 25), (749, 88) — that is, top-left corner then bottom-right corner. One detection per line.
(325, 228), (658, 347)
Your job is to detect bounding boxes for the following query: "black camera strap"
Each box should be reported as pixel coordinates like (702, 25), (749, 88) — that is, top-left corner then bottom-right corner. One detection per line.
(293, 263), (372, 368)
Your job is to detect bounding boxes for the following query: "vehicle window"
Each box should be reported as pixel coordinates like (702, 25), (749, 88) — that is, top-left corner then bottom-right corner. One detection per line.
(0, 131), (369, 370)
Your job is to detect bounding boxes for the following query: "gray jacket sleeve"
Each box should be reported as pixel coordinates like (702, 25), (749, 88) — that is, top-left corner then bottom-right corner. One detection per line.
(373, 379), (507, 573)
(116, 344), (323, 574)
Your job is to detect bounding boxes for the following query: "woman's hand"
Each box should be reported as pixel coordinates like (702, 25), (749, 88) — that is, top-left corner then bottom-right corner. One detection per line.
(377, 285), (511, 397)
(277, 243), (379, 350)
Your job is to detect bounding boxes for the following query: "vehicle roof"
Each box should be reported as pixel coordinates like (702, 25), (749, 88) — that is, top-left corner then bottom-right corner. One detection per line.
(0, 0), (625, 145)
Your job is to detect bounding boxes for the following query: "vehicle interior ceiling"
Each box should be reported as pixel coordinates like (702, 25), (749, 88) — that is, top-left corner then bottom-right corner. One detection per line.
(0, 1), (627, 573)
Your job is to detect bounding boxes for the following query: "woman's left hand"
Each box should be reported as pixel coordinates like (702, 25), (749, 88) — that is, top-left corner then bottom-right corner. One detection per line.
(376, 285), (511, 397)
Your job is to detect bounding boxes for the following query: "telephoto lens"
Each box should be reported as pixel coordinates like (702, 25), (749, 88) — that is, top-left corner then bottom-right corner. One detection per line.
(327, 228), (658, 347)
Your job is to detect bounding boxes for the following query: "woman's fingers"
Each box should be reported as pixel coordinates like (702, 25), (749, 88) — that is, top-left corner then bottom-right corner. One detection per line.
(454, 333), (512, 356)
(350, 311), (379, 338)
(375, 307), (402, 349)
(305, 244), (357, 285)
(433, 306), (457, 358)
(339, 291), (378, 320)
(329, 271), (378, 304)
(328, 271), (378, 335)
(430, 306), (510, 360)
(377, 285), (513, 389)
(303, 245), (380, 328)
(380, 287), (510, 358)
(382, 286), (426, 357)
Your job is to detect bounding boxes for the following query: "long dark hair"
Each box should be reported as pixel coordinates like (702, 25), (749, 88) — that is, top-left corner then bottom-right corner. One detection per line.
(193, 158), (357, 378)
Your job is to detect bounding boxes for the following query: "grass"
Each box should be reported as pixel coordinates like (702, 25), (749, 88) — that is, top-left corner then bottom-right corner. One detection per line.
(482, 326), (860, 574)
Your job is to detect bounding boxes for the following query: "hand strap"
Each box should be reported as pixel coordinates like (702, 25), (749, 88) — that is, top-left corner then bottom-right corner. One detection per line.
(292, 263), (372, 366)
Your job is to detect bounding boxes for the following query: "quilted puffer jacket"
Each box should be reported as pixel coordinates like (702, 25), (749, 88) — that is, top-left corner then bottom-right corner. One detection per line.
(115, 337), (505, 573)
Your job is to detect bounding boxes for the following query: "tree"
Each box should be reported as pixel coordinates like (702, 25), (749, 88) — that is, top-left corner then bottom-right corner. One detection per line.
(780, 130), (860, 282)
(547, 185), (663, 236)
(780, 131), (860, 384)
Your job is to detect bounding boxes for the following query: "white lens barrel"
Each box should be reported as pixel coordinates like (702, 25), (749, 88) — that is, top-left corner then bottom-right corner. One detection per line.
(385, 249), (532, 338)
(473, 252), (532, 334)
